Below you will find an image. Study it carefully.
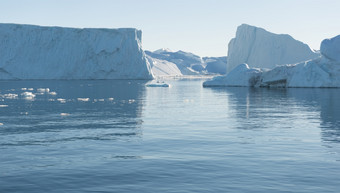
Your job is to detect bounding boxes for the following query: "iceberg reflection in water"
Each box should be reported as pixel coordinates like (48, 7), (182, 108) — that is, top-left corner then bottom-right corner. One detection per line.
(1, 80), (340, 193)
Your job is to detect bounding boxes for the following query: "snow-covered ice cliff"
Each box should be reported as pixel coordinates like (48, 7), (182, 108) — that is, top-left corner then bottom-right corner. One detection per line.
(204, 34), (340, 88)
(0, 23), (153, 80)
(226, 24), (319, 73)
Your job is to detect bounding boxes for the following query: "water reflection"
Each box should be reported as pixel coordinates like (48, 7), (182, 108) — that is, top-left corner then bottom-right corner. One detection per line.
(286, 88), (340, 143)
(208, 87), (340, 143)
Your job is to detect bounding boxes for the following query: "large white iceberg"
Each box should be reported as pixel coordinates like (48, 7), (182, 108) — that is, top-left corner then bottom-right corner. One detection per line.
(226, 24), (319, 73)
(0, 23), (153, 80)
(204, 34), (340, 88)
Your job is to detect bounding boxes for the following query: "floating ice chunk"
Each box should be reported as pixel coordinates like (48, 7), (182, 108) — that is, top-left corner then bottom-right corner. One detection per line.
(2, 93), (18, 99)
(48, 91), (57, 95)
(21, 92), (36, 100)
(0, 123), (3, 126)
(98, 99), (105, 102)
(21, 88), (27, 90)
(60, 113), (70, 116)
(28, 88), (34, 91)
(0, 105), (8, 107)
(146, 80), (170, 87)
(77, 98), (90, 102)
(108, 98), (114, 101)
(128, 99), (136, 104)
(37, 88), (50, 93)
(57, 98), (66, 103)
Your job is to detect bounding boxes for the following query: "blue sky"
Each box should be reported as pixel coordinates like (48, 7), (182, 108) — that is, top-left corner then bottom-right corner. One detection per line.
(1, 0), (340, 56)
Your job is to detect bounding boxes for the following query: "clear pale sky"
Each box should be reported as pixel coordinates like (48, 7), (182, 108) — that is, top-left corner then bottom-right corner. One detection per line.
(1, 0), (339, 57)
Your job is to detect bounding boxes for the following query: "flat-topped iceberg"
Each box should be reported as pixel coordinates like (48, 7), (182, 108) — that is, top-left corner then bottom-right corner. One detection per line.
(204, 34), (340, 88)
(0, 23), (153, 80)
(227, 24), (319, 73)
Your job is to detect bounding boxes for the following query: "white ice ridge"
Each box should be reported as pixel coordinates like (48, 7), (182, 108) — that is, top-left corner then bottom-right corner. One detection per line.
(226, 24), (319, 73)
(0, 23), (153, 80)
(203, 34), (340, 88)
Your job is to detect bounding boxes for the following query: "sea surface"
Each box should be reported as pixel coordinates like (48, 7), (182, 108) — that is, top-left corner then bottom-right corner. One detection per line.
(1, 79), (340, 193)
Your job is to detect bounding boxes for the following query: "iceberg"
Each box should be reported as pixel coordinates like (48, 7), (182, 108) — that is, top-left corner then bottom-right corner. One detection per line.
(203, 57), (227, 74)
(146, 55), (183, 77)
(320, 35), (340, 62)
(203, 63), (262, 87)
(227, 24), (319, 73)
(145, 49), (201, 76)
(204, 34), (340, 88)
(0, 23), (153, 80)
(146, 49), (227, 76)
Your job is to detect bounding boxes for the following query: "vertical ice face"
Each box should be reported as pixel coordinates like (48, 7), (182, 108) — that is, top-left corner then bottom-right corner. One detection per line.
(0, 23), (153, 80)
(204, 33), (340, 88)
(320, 35), (340, 62)
(226, 24), (319, 73)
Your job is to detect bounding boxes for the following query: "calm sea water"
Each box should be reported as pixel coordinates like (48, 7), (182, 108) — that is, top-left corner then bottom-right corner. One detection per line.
(1, 79), (340, 193)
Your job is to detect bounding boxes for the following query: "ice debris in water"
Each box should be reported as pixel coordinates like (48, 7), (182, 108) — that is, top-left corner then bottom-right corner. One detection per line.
(57, 98), (66, 103)
(77, 98), (90, 102)
(2, 93), (18, 99)
(0, 105), (8, 107)
(21, 92), (36, 100)
(37, 88), (50, 93)
(146, 80), (170, 87)
(49, 92), (57, 95)
(60, 113), (70, 116)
